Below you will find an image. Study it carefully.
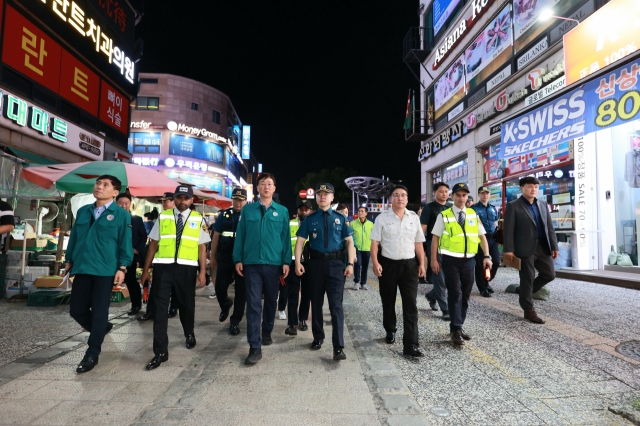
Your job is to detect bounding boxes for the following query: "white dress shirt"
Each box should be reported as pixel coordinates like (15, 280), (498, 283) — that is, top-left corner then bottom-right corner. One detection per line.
(431, 205), (486, 238)
(370, 208), (425, 260)
(149, 208), (211, 244)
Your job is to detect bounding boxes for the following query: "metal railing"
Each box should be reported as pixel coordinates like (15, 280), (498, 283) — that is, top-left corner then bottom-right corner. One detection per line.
(405, 110), (433, 142)
(403, 27), (433, 63)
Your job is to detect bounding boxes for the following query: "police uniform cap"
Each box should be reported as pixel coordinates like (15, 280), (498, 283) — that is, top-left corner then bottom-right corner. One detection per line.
(160, 192), (174, 200)
(231, 188), (247, 200)
(315, 183), (334, 193)
(478, 186), (490, 194)
(451, 183), (470, 194)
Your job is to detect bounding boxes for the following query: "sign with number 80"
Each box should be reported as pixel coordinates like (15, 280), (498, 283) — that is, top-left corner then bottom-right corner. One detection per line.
(596, 91), (640, 127)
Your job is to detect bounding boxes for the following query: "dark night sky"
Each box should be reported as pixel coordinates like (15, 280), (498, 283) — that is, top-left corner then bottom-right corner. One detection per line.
(136, 0), (421, 210)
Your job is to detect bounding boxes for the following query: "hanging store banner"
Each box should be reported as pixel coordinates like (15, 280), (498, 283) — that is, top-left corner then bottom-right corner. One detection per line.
(513, 0), (582, 52)
(434, 54), (465, 119)
(500, 58), (640, 159)
(563, 0), (640, 86)
(465, 4), (513, 93)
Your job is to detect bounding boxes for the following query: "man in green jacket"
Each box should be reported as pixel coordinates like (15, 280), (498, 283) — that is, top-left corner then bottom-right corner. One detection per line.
(233, 173), (291, 365)
(64, 175), (133, 373)
(351, 206), (374, 290)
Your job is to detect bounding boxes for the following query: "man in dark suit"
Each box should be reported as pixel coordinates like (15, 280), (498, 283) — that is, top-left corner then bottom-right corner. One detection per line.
(503, 176), (559, 324)
(116, 193), (148, 316)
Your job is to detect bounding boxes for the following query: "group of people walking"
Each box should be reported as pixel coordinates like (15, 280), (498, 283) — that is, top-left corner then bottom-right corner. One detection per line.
(62, 172), (559, 374)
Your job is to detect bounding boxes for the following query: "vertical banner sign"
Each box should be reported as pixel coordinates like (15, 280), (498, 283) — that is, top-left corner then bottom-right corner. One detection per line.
(500, 58), (640, 159)
(2, 5), (62, 92)
(59, 50), (100, 115)
(572, 134), (597, 270)
(242, 126), (251, 159)
(563, 0), (640, 86)
(99, 80), (130, 134)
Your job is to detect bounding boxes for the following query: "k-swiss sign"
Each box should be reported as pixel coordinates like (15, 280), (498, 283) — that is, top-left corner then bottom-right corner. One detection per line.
(433, 0), (497, 70)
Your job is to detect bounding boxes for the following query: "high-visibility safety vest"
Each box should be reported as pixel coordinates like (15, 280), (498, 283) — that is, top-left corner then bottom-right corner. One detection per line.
(438, 208), (481, 258)
(290, 220), (299, 260)
(155, 209), (203, 266)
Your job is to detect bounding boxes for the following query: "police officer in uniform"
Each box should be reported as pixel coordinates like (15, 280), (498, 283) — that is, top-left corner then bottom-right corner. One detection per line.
(210, 188), (247, 335)
(295, 183), (355, 361)
(285, 200), (312, 335)
(471, 186), (500, 297)
(140, 185), (211, 370)
(430, 183), (492, 346)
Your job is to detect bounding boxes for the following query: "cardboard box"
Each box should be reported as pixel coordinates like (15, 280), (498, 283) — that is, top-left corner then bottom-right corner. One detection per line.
(11, 239), (47, 249)
(5, 279), (34, 298)
(35, 276), (68, 289)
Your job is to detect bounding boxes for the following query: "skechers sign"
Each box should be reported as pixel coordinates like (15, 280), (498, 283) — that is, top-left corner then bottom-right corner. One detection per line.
(500, 58), (640, 159)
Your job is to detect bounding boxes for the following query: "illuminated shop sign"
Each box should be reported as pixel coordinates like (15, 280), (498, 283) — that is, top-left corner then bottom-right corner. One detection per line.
(167, 121), (227, 143)
(418, 119), (468, 160)
(168, 134), (224, 165)
(18, 0), (136, 87)
(242, 126), (251, 159)
(1, 89), (103, 159)
(130, 120), (153, 129)
(132, 156), (227, 175)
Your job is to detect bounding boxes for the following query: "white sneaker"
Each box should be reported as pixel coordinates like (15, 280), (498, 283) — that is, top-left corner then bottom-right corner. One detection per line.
(278, 310), (286, 320)
(353, 283), (359, 290)
(208, 291), (217, 299)
(361, 284), (369, 290)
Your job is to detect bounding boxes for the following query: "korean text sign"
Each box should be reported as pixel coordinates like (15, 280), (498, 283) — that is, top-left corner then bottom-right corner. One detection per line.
(169, 134), (224, 165)
(99, 80), (129, 133)
(500, 58), (640, 159)
(563, 0), (640, 86)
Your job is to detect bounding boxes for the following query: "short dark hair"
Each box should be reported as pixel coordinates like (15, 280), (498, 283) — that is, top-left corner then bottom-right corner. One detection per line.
(143, 212), (154, 219)
(337, 204), (348, 212)
(519, 176), (541, 187)
(116, 193), (131, 202)
(433, 182), (449, 191)
(257, 173), (276, 186)
(391, 184), (408, 195)
(96, 174), (122, 191)
(358, 206), (368, 213)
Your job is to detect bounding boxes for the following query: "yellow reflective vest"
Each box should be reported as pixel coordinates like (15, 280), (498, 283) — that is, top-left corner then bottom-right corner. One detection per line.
(438, 208), (481, 258)
(155, 209), (202, 266)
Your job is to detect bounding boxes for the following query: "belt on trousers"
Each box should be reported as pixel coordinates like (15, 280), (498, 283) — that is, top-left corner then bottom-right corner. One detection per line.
(309, 249), (343, 260)
(380, 255), (415, 264)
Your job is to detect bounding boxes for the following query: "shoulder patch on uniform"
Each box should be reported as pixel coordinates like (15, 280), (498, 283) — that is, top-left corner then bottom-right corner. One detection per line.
(128, 224), (132, 228)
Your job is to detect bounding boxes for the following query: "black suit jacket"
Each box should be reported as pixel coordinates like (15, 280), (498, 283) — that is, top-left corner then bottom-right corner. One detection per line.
(130, 215), (148, 264)
(503, 196), (558, 258)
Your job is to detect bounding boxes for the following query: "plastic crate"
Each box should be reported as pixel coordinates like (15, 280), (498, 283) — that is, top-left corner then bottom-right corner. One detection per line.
(27, 291), (63, 307)
(110, 291), (129, 303)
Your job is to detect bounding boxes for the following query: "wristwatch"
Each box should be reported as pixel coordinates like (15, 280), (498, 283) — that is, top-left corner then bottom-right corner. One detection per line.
(348, 263), (354, 266)
(118, 266), (127, 273)
(484, 256), (491, 259)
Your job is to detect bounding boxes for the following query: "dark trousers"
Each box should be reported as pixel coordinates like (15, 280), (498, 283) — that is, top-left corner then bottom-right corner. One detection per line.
(425, 240), (448, 311)
(308, 258), (345, 348)
(152, 263), (197, 355)
(278, 276), (288, 312)
(286, 260), (311, 326)
(215, 257), (246, 325)
(145, 269), (177, 317)
(378, 256), (419, 347)
(354, 250), (371, 284)
(244, 264), (281, 348)
(519, 240), (556, 311)
(69, 274), (113, 358)
(124, 260), (141, 308)
(442, 255), (475, 333)
(474, 235), (500, 292)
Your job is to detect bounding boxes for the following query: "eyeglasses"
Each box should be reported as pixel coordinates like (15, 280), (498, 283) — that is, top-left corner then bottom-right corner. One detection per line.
(392, 194), (408, 199)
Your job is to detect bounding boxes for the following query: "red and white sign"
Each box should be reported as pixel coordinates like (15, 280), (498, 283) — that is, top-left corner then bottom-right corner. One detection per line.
(99, 80), (130, 134)
(306, 188), (315, 199)
(299, 189), (307, 199)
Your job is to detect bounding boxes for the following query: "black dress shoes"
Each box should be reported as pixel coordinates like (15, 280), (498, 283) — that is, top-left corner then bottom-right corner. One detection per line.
(333, 348), (347, 360)
(403, 345), (424, 357)
(219, 301), (233, 322)
(426, 294), (438, 311)
(146, 353), (168, 370)
(185, 333), (196, 349)
(310, 339), (323, 350)
(298, 320), (308, 331)
(245, 348), (262, 365)
(385, 332), (396, 344)
(127, 306), (141, 315)
(229, 324), (240, 335)
(262, 332), (273, 345)
(487, 285), (495, 293)
(451, 330), (465, 345)
(168, 308), (178, 318)
(481, 289), (492, 297)
(76, 355), (98, 373)
(459, 329), (471, 341)
(105, 322), (114, 334)
(285, 326), (297, 335)
(137, 312), (153, 322)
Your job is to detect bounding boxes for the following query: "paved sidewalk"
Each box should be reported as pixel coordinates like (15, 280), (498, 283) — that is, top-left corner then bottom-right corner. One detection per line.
(0, 268), (638, 425)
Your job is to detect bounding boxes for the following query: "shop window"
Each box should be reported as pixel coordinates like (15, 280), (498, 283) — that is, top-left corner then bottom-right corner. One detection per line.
(191, 102), (199, 111)
(212, 110), (221, 124)
(139, 78), (158, 84)
(136, 96), (159, 111)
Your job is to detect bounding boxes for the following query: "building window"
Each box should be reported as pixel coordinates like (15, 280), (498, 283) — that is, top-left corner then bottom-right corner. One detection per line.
(139, 78), (158, 84)
(136, 96), (159, 111)
(212, 110), (221, 124)
(191, 102), (199, 111)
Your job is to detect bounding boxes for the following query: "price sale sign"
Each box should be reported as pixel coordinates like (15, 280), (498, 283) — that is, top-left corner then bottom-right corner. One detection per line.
(500, 58), (640, 159)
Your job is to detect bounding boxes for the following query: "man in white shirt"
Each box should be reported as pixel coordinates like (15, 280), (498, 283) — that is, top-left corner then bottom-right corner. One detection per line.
(370, 185), (426, 358)
(431, 183), (492, 346)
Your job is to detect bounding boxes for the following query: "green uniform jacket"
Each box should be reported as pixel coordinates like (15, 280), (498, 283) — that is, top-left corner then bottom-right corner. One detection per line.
(65, 202), (133, 276)
(350, 219), (374, 251)
(233, 201), (291, 266)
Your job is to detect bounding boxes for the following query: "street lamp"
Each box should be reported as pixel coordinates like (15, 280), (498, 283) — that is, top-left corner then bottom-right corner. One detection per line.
(539, 8), (580, 25)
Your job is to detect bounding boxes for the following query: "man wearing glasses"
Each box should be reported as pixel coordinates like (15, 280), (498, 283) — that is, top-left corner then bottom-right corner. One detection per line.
(370, 185), (426, 358)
